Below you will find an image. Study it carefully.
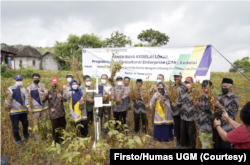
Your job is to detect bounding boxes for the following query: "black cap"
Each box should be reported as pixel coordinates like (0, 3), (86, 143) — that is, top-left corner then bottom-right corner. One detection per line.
(222, 78), (233, 85)
(136, 79), (143, 84)
(201, 80), (213, 86)
(116, 76), (123, 80)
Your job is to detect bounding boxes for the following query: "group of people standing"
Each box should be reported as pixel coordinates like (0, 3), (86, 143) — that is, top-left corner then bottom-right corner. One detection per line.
(5, 71), (250, 149)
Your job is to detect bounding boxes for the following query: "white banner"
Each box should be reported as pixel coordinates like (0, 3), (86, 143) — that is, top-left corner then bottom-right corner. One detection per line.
(82, 46), (212, 82)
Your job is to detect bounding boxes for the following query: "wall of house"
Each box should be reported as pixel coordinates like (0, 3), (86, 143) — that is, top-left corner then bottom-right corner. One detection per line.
(14, 57), (41, 69)
(42, 54), (59, 70)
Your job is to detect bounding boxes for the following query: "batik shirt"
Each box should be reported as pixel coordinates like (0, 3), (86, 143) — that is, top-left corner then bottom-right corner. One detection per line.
(170, 82), (188, 116)
(196, 94), (213, 133)
(133, 89), (146, 114)
(217, 92), (239, 132)
(111, 85), (129, 112)
(42, 88), (65, 120)
(179, 88), (198, 121)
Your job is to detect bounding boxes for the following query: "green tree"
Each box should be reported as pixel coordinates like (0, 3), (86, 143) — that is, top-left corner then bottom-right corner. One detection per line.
(229, 57), (250, 73)
(137, 28), (170, 47)
(53, 33), (103, 70)
(104, 31), (132, 48)
(79, 33), (105, 48)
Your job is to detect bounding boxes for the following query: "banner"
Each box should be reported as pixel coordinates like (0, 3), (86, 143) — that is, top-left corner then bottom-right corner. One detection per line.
(82, 45), (212, 81)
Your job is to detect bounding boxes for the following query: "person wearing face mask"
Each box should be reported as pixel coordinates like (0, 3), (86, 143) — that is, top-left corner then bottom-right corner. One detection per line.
(25, 73), (48, 143)
(111, 76), (129, 134)
(98, 74), (112, 134)
(63, 80), (88, 138)
(179, 77), (197, 149)
(170, 71), (188, 149)
(79, 75), (94, 124)
(146, 82), (174, 143)
(5, 75), (29, 145)
(64, 74), (82, 107)
(212, 78), (239, 149)
(149, 74), (168, 127)
(42, 77), (67, 144)
(193, 80), (214, 149)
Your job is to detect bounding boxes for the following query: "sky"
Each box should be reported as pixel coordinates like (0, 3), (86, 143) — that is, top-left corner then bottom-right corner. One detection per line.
(1, 1), (250, 72)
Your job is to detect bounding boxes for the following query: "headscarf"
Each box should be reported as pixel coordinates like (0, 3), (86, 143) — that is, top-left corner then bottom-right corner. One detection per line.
(157, 82), (165, 96)
(70, 80), (83, 110)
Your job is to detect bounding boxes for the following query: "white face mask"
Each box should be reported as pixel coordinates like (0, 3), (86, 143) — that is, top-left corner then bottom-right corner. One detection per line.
(86, 81), (91, 86)
(67, 78), (72, 83)
(117, 81), (123, 86)
(101, 79), (107, 84)
(16, 81), (23, 86)
(157, 80), (162, 83)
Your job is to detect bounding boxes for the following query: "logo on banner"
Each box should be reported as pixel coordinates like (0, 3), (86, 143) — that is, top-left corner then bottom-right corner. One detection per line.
(83, 49), (86, 53)
(106, 49), (110, 53)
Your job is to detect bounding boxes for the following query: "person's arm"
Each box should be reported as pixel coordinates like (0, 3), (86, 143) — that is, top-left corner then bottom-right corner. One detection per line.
(221, 108), (241, 129)
(5, 88), (13, 105)
(42, 90), (48, 102)
(63, 91), (72, 100)
(75, 72), (81, 86)
(213, 119), (229, 142)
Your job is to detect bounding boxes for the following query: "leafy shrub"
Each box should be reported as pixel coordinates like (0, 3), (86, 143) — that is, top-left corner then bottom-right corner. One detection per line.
(0, 65), (7, 75)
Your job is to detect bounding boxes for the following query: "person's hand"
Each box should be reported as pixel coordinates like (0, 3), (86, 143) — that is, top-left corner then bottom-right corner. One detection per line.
(145, 104), (150, 108)
(172, 102), (177, 107)
(214, 101), (223, 108)
(195, 122), (198, 129)
(5, 100), (10, 106)
(57, 93), (64, 99)
(88, 99), (94, 103)
(194, 101), (201, 107)
(221, 108), (229, 122)
(44, 89), (48, 96)
(213, 118), (221, 127)
(28, 107), (33, 113)
(136, 95), (140, 99)
(39, 87), (44, 92)
(194, 116), (197, 122)
(63, 85), (66, 89)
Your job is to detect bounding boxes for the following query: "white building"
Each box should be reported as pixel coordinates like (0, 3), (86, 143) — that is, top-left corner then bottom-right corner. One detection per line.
(14, 46), (42, 69)
(40, 51), (60, 70)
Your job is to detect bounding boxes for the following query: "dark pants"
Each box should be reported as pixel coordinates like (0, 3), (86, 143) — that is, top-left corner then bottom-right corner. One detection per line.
(87, 110), (93, 124)
(113, 111), (128, 131)
(213, 128), (232, 149)
(180, 119), (196, 149)
(10, 113), (29, 142)
(99, 106), (111, 133)
(51, 116), (66, 144)
(173, 116), (181, 144)
(134, 113), (146, 133)
(74, 120), (88, 137)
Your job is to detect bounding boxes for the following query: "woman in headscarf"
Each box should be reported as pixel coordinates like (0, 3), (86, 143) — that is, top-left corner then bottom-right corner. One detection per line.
(63, 80), (88, 138)
(146, 82), (174, 143)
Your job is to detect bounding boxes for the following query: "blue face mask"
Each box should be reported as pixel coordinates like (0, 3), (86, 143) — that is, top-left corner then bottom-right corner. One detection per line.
(16, 81), (23, 86)
(67, 78), (72, 83)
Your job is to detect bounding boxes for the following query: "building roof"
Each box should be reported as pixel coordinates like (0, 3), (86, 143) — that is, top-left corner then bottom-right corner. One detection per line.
(1, 45), (19, 55)
(16, 46), (42, 58)
(40, 51), (55, 59)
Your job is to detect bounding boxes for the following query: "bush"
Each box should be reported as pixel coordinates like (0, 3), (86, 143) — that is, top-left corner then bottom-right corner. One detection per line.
(1, 70), (16, 79)
(0, 65), (7, 75)
(21, 67), (34, 78)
